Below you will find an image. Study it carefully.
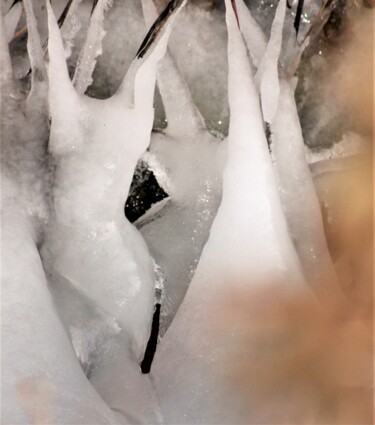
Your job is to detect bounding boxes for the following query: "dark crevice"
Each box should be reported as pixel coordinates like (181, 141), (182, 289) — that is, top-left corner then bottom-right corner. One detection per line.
(294, 0), (305, 36)
(125, 162), (168, 223)
(141, 303), (161, 374)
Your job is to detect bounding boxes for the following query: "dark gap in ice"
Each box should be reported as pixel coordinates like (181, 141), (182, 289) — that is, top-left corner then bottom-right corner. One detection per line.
(265, 122), (272, 150)
(125, 161), (169, 223)
(294, 0), (305, 35)
(141, 303), (161, 374)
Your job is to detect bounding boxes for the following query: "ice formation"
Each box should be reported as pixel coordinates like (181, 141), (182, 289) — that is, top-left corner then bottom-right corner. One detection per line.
(1, 0), (370, 423)
(138, 0), (226, 334)
(1, 1), (122, 423)
(254, 0), (342, 301)
(148, 1), (316, 423)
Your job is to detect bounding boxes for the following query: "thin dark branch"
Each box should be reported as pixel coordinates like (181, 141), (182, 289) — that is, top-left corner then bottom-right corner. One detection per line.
(231, 0), (240, 28)
(136, 0), (183, 59)
(294, 0), (305, 35)
(90, 0), (99, 16)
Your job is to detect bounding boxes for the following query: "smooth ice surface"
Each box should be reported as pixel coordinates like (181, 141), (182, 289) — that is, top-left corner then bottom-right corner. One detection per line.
(42, 0), (184, 354)
(149, 2), (313, 423)
(257, 0), (285, 122)
(73, 0), (113, 95)
(271, 79), (342, 300)
(140, 130), (226, 334)
(138, 0), (226, 334)
(1, 208), (122, 425)
(39, 2), (188, 422)
(1, 5), (121, 421)
(250, 0), (342, 301)
(4, 2), (22, 42)
(236, 0), (267, 68)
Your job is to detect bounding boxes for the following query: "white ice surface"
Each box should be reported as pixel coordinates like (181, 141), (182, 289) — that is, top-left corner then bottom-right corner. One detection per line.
(39, 2), (187, 422)
(138, 0), (226, 334)
(42, 0), (184, 354)
(270, 79), (342, 300)
(4, 2), (22, 42)
(1, 7), (120, 419)
(73, 0), (113, 95)
(257, 0), (285, 123)
(149, 2), (312, 423)
(1, 206), (123, 425)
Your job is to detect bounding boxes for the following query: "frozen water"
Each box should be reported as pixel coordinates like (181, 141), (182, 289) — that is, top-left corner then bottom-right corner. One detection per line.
(2, 0), (366, 423)
(236, 0), (266, 68)
(4, 2), (22, 42)
(250, 0), (342, 301)
(42, 0), (185, 354)
(139, 130), (226, 334)
(1, 208), (122, 425)
(270, 78), (343, 301)
(73, 0), (113, 95)
(1, 3), (121, 422)
(137, 0), (226, 334)
(257, 0), (285, 123)
(149, 2), (314, 423)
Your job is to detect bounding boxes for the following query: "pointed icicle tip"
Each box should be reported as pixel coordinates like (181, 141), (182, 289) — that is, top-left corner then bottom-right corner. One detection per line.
(231, 0), (240, 29)
(136, 0), (184, 59)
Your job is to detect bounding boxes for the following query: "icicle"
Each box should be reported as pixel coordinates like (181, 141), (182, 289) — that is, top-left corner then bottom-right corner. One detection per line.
(1, 209), (123, 425)
(256, 0), (286, 123)
(42, 1), (188, 421)
(43, 0), (187, 364)
(60, 0), (84, 60)
(149, 1), (314, 423)
(141, 0), (205, 137)
(235, 0), (267, 68)
(46, 0), (83, 155)
(72, 0), (112, 95)
(5, 1), (22, 42)
(0, 11), (14, 94)
(23, 0), (48, 111)
(137, 0), (227, 337)
(271, 79), (344, 302)
(254, 0), (343, 302)
(116, 0), (187, 111)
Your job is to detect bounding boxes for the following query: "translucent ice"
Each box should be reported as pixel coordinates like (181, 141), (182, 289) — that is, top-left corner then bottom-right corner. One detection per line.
(149, 1), (312, 423)
(138, 0), (226, 334)
(254, 0), (342, 300)
(40, 1), (187, 421)
(73, 0), (113, 95)
(4, 1), (22, 42)
(1, 3), (121, 422)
